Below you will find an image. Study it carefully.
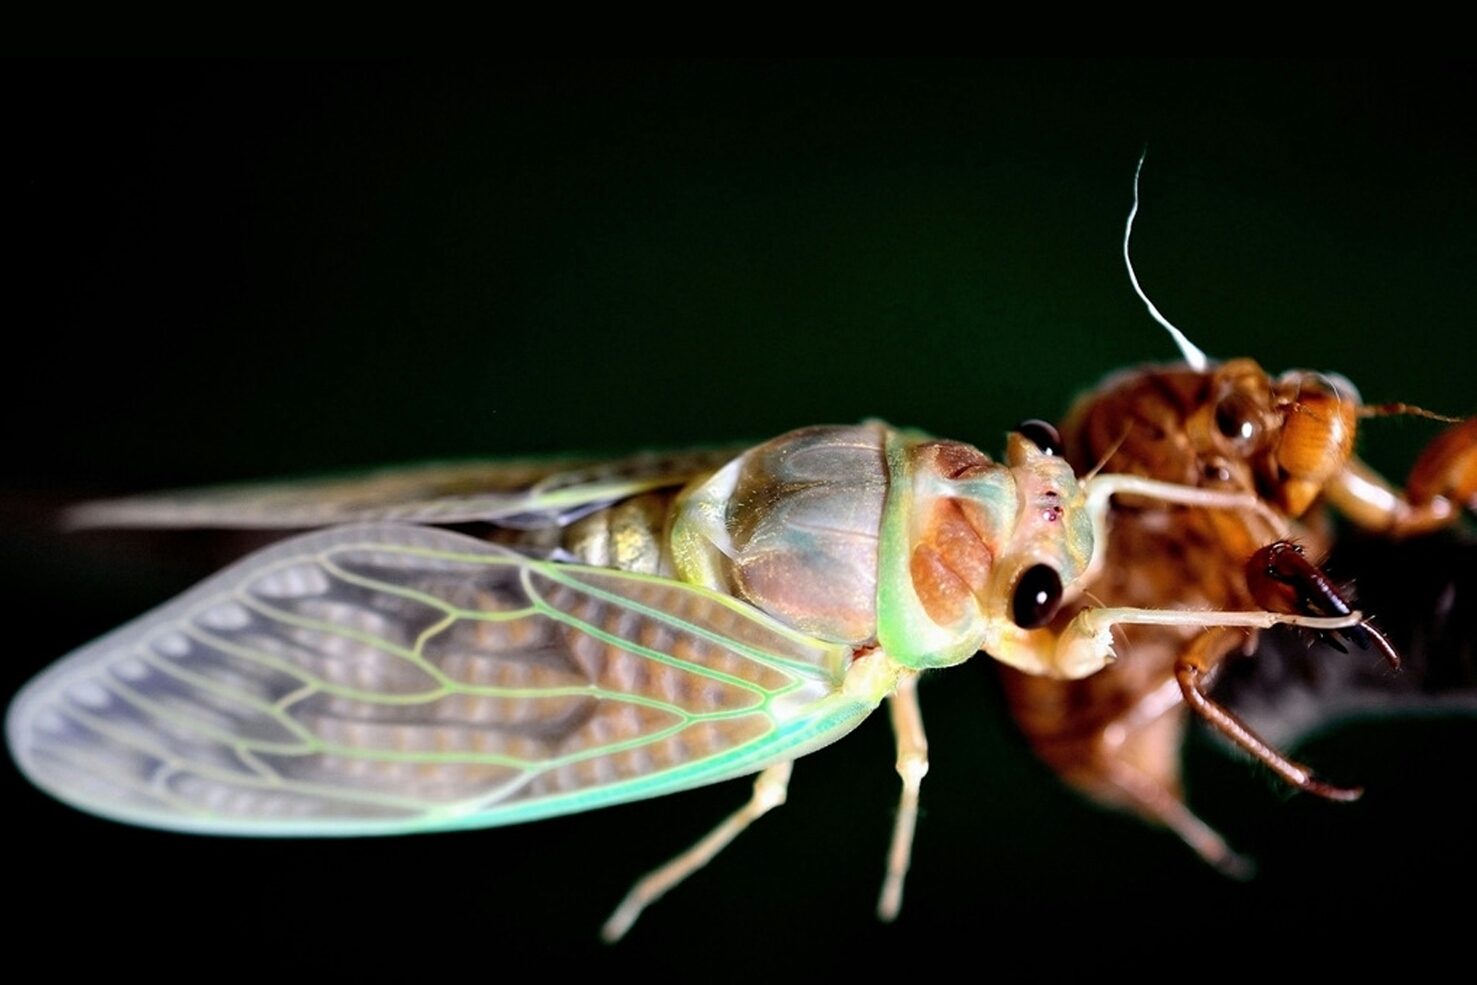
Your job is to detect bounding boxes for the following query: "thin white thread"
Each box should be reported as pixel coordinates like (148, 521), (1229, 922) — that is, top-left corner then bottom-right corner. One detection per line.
(1125, 152), (1209, 371)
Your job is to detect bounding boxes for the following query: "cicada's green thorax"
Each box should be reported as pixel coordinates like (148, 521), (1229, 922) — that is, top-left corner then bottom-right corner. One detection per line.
(669, 423), (1097, 676)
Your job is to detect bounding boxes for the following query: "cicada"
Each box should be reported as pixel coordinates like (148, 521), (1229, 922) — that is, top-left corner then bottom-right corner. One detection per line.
(5, 421), (1354, 939)
(1000, 161), (1477, 873)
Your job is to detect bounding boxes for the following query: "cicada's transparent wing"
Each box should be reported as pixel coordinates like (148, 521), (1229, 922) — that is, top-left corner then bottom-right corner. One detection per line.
(64, 446), (748, 531)
(7, 524), (870, 835)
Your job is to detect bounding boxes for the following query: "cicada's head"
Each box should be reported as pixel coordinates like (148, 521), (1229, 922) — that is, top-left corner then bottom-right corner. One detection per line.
(876, 421), (1097, 676)
(975, 422), (1099, 678)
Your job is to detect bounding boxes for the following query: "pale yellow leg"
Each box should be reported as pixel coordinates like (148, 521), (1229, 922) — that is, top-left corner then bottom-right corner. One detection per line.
(601, 760), (793, 943)
(1057, 605), (1365, 679)
(878, 671), (928, 922)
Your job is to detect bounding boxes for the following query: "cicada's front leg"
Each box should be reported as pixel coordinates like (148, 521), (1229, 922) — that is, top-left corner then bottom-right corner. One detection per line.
(1058, 587), (1374, 805)
(1245, 540), (1400, 669)
(1049, 601), (1366, 683)
(1328, 416), (1477, 537)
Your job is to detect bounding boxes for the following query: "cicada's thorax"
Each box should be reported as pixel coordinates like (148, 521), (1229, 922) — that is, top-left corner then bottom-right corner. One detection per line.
(667, 422), (1098, 674)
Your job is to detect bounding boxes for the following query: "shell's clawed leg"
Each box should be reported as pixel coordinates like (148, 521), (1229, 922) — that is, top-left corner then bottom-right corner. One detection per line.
(1328, 416), (1477, 536)
(1175, 651), (1360, 802)
(1246, 540), (1401, 668)
(878, 673), (928, 922)
(601, 761), (793, 943)
(1077, 653), (1254, 877)
(1095, 747), (1254, 879)
(1405, 415), (1477, 527)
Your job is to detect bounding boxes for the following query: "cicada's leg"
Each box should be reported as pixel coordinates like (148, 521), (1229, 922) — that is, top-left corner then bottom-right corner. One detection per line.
(878, 672), (928, 921)
(1057, 604), (1366, 680)
(1246, 540), (1401, 668)
(1175, 647), (1361, 801)
(1085, 475), (1293, 542)
(601, 761), (793, 943)
(1326, 416), (1477, 537)
(1058, 604), (1370, 802)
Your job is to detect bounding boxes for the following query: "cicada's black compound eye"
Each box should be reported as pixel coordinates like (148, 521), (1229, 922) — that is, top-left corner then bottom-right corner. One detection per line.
(1015, 420), (1064, 457)
(1011, 563), (1063, 629)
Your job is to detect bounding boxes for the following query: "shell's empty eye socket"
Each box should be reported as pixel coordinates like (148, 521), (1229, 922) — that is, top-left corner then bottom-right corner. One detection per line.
(1011, 564), (1063, 629)
(1214, 395), (1263, 448)
(1016, 420), (1063, 457)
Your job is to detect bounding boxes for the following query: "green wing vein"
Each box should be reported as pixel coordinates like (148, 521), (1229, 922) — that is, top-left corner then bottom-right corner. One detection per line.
(8, 523), (874, 836)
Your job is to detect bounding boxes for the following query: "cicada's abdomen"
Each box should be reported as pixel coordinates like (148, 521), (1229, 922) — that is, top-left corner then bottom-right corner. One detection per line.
(543, 492), (677, 576)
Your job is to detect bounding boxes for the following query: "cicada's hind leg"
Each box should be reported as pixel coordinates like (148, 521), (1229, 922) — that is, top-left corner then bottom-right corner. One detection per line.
(878, 672), (928, 921)
(601, 761), (793, 943)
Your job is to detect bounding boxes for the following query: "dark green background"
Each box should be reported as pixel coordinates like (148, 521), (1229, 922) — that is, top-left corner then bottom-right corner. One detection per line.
(3, 61), (1473, 975)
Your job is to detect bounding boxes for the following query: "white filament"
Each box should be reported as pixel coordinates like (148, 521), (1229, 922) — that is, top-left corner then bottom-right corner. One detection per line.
(1125, 152), (1209, 371)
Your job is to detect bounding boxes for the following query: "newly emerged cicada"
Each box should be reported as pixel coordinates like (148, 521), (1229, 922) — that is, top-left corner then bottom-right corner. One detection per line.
(1000, 162), (1477, 873)
(6, 421), (1355, 939)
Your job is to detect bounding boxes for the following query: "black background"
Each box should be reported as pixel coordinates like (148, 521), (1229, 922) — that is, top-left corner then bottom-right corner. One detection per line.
(3, 61), (1474, 976)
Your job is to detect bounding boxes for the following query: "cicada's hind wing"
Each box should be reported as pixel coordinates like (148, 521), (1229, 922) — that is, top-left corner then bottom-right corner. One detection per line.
(64, 446), (748, 531)
(6, 524), (872, 835)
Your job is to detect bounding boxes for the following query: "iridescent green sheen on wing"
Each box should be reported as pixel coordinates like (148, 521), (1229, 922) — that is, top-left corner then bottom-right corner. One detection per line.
(6, 525), (871, 836)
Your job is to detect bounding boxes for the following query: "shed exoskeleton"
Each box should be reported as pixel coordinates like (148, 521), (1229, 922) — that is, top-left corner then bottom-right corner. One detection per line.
(1002, 309), (1477, 874)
